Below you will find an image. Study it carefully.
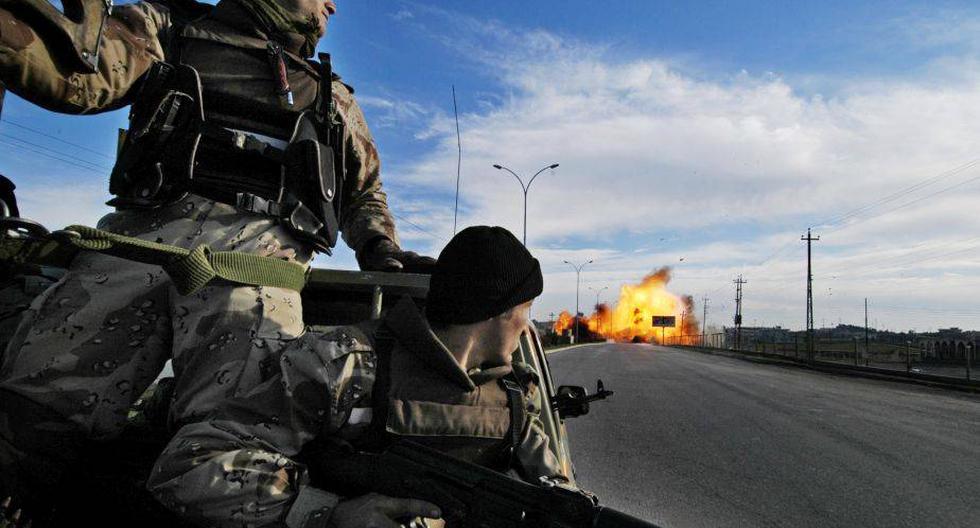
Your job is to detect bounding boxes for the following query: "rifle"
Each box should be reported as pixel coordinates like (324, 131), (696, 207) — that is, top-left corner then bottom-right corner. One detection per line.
(313, 440), (662, 528)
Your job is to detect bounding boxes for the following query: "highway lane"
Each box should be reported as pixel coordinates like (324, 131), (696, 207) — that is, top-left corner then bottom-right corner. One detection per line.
(547, 343), (980, 528)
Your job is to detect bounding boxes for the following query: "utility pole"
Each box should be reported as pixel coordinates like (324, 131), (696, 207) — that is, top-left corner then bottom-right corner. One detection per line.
(563, 259), (593, 344)
(701, 295), (709, 347)
(802, 228), (820, 361)
(864, 298), (869, 364)
(680, 310), (687, 345)
(734, 275), (747, 351)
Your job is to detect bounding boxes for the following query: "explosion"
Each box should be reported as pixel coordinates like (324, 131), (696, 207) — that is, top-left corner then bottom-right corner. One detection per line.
(552, 267), (700, 344)
(553, 311), (574, 334)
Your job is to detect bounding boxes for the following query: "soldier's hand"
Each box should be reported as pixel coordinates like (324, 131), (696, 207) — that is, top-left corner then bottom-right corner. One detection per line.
(358, 238), (437, 274)
(326, 492), (441, 528)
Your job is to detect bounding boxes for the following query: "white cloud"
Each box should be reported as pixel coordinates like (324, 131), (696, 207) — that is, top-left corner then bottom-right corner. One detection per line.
(384, 7), (980, 332)
(357, 94), (435, 130)
(391, 8), (414, 22)
(14, 182), (112, 229)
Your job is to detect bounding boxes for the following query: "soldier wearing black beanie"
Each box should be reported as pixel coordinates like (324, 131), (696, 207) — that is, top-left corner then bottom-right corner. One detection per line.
(426, 226), (543, 325)
(143, 225), (564, 527)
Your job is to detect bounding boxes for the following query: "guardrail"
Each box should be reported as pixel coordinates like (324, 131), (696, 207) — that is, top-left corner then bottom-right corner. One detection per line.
(665, 334), (980, 391)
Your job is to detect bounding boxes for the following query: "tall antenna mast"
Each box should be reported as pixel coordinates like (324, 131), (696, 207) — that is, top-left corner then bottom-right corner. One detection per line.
(452, 85), (462, 235)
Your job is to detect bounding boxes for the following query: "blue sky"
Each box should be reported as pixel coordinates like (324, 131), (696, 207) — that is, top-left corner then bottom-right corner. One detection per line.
(4, 0), (980, 332)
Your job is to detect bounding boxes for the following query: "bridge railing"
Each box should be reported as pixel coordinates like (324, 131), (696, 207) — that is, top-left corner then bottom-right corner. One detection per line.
(665, 334), (978, 387)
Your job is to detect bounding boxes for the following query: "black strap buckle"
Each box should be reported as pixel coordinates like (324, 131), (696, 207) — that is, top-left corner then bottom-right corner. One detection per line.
(235, 192), (283, 217)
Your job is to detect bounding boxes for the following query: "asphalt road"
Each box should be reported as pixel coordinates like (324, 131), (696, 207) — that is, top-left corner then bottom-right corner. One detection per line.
(548, 343), (980, 528)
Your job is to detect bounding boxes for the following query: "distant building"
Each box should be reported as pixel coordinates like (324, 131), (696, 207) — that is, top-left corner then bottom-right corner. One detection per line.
(724, 325), (794, 344)
(915, 328), (978, 361)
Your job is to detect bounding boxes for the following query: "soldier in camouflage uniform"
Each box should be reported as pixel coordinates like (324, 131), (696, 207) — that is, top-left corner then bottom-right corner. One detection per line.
(0, 175), (61, 374)
(148, 226), (566, 528)
(0, 0), (433, 507)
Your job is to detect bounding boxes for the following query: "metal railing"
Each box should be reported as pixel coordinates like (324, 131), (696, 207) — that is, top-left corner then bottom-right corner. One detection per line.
(665, 334), (978, 387)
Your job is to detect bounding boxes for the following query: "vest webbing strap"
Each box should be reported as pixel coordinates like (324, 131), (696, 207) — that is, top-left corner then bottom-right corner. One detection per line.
(499, 377), (526, 469)
(0, 224), (308, 295)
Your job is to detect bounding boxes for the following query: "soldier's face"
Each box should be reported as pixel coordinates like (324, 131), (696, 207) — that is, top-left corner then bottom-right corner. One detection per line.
(491, 301), (533, 367)
(277, 0), (336, 37)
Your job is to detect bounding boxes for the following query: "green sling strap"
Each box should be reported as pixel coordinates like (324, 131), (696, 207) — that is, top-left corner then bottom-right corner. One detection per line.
(0, 224), (308, 295)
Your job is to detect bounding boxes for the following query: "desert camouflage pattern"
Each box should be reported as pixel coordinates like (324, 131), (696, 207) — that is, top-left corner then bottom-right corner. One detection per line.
(0, 196), (311, 492)
(148, 297), (565, 528)
(0, 2), (170, 114)
(0, 1), (398, 250)
(0, 0), (403, 497)
(0, 273), (56, 362)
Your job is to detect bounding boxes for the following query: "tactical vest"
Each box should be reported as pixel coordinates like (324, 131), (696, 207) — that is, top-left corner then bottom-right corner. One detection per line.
(109, 15), (344, 253)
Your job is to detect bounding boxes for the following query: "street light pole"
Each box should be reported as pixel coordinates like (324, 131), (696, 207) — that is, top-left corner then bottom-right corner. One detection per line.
(492, 163), (559, 245)
(564, 259), (593, 344)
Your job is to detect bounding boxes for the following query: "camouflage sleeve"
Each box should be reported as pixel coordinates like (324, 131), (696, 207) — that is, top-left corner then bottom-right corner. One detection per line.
(515, 386), (568, 482)
(511, 361), (568, 482)
(0, 1), (170, 114)
(333, 81), (400, 257)
(517, 414), (567, 482)
(148, 327), (377, 528)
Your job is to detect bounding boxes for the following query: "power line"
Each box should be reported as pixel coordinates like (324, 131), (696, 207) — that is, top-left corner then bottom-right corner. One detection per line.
(813, 158), (980, 229)
(390, 212), (448, 243)
(822, 172), (980, 235)
(0, 132), (110, 171)
(0, 117), (115, 160)
(730, 160), (980, 321)
(0, 138), (106, 175)
(747, 160), (980, 283)
(819, 236), (980, 278)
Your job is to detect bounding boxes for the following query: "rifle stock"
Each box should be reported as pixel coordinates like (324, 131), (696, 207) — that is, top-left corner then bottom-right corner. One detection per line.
(310, 440), (661, 528)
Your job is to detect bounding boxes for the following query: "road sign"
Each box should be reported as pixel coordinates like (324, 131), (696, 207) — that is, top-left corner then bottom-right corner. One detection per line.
(652, 315), (676, 328)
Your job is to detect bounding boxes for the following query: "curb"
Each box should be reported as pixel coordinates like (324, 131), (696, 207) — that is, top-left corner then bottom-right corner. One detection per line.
(545, 342), (607, 355)
(676, 346), (980, 394)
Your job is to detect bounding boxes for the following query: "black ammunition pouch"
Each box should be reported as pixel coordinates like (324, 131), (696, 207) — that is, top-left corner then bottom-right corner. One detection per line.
(109, 61), (203, 206)
(109, 62), (342, 254)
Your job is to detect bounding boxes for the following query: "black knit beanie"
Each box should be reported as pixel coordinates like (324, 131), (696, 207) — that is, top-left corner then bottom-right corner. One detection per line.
(426, 226), (543, 325)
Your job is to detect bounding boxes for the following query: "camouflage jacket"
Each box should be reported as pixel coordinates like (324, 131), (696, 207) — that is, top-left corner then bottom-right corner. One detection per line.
(148, 296), (565, 528)
(0, 1), (397, 254)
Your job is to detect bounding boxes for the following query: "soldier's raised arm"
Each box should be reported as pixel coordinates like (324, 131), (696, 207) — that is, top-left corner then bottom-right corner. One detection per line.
(0, 1), (170, 114)
(333, 82), (398, 256)
(334, 82), (437, 273)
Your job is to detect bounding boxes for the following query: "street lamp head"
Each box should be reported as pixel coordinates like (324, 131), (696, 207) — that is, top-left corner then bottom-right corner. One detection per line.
(587, 259), (594, 264)
(563, 260), (570, 264)
(492, 164), (503, 170)
(549, 163), (560, 169)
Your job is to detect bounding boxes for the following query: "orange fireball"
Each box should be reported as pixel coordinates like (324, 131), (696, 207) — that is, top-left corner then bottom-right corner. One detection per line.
(553, 267), (699, 344)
